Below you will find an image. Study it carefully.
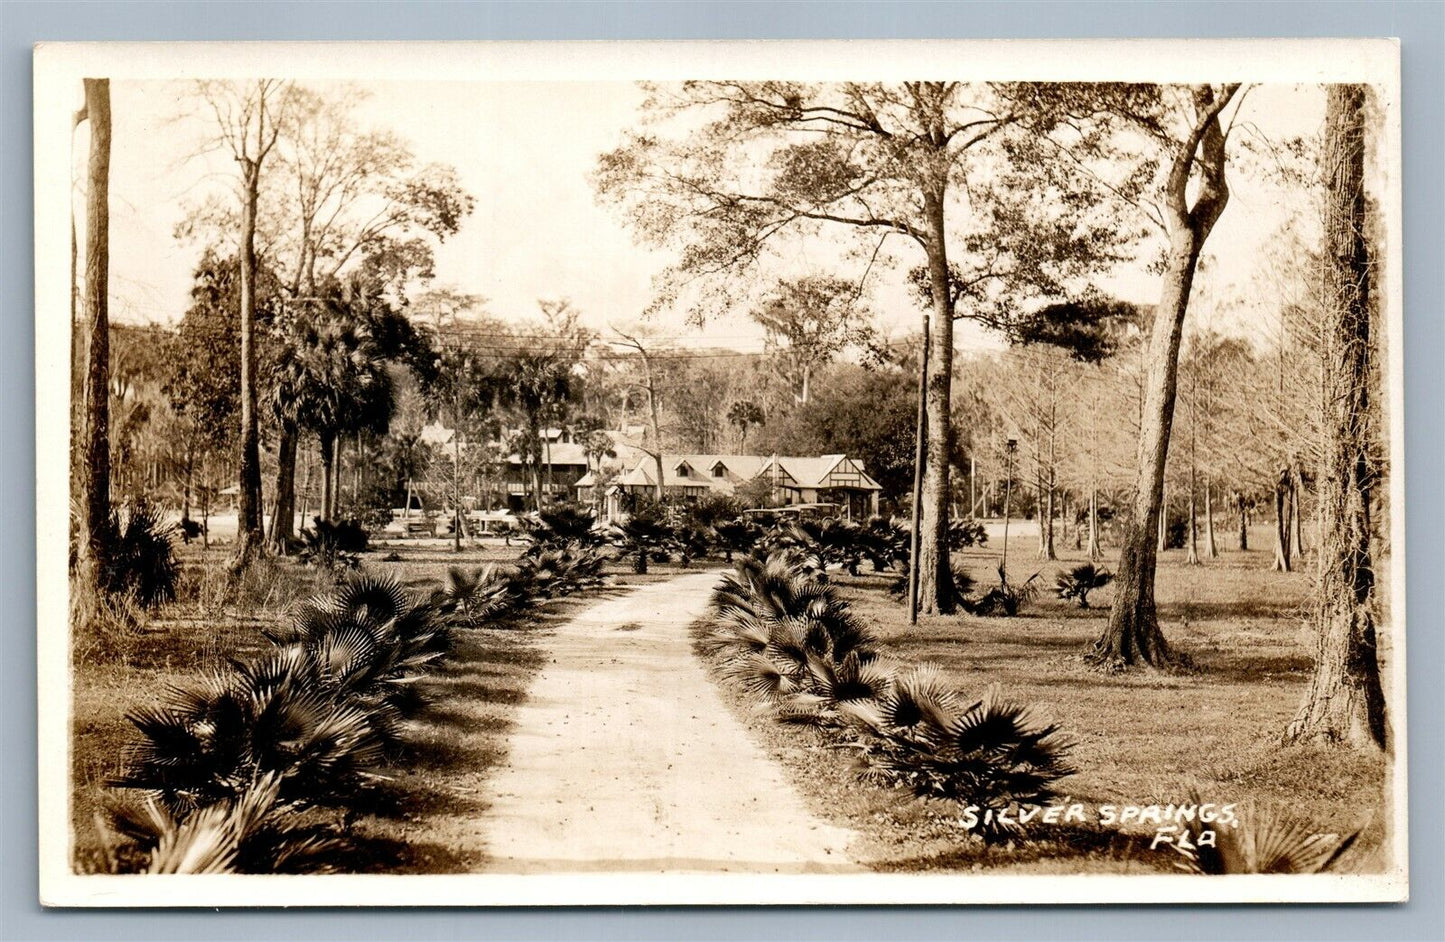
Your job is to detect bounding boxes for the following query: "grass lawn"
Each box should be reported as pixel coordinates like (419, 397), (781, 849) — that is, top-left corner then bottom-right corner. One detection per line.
(68, 536), (700, 874)
(701, 527), (1394, 875)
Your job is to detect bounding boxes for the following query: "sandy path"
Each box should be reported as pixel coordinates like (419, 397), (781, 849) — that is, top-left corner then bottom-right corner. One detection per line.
(479, 570), (860, 874)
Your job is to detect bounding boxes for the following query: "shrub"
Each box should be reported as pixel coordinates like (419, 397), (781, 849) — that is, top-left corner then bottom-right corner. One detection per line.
(1171, 798), (1360, 875)
(859, 516), (909, 572)
(607, 501), (675, 574)
(513, 542), (607, 598)
(522, 503), (606, 555)
(711, 517), (761, 562)
(99, 499), (181, 608)
(839, 675), (1075, 839)
(101, 772), (348, 874)
(114, 572), (444, 811)
(947, 520), (988, 550)
(298, 517), (369, 569)
(1054, 563), (1113, 608)
(703, 552), (1074, 842)
(434, 563), (524, 627)
(674, 525), (712, 567)
(970, 565), (1041, 617)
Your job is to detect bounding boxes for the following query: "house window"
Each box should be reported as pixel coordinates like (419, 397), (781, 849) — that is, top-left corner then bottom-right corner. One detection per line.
(677, 465), (688, 477)
(713, 465), (725, 478)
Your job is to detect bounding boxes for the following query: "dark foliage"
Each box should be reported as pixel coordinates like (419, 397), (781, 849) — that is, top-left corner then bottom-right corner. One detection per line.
(298, 517), (370, 569)
(1054, 563), (1114, 608)
(100, 499), (181, 608)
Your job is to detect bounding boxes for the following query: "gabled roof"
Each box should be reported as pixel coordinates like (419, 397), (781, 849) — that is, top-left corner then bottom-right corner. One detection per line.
(577, 451), (880, 494)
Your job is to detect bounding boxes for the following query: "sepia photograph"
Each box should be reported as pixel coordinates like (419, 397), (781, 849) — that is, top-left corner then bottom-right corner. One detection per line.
(34, 38), (1407, 906)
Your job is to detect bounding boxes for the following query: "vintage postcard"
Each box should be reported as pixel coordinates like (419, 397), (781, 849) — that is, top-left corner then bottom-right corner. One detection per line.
(36, 39), (1407, 906)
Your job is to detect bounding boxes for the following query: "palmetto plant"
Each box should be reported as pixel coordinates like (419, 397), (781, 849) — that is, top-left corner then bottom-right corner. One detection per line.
(859, 516), (909, 572)
(839, 673), (1075, 839)
(514, 543), (607, 598)
(115, 665), (387, 812)
(116, 573), (444, 809)
(704, 551), (1075, 842)
(1172, 799), (1361, 875)
(710, 517), (761, 562)
(522, 504), (605, 556)
(103, 772), (348, 874)
(971, 565), (1042, 617)
(1054, 563), (1114, 608)
(99, 498), (181, 608)
(297, 516), (369, 569)
(608, 503), (675, 574)
(435, 563), (524, 627)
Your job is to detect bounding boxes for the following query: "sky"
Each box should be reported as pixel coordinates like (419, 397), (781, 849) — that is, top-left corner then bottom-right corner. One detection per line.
(80, 80), (1327, 356)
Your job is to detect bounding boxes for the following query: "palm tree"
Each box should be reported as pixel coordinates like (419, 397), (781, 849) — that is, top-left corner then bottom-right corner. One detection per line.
(276, 291), (396, 526)
(727, 399), (765, 452)
(607, 501), (673, 574)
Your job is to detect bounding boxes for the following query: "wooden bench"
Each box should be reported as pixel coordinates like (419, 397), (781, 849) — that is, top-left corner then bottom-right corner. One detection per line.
(404, 518), (436, 538)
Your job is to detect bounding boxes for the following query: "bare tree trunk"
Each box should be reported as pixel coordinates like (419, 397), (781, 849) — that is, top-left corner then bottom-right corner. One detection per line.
(1087, 487), (1101, 560)
(915, 189), (956, 614)
(1186, 471), (1201, 565)
(1237, 492), (1249, 551)
(1157, 483), (1168, 554)
(268, 424), (298, 552)
(1273, 467), (1292, 572)
(1041, 472), (1057, 561)
(1285, 83), (1387, 749)
(77, 78), (112, 587)
(233, 160), (266, 567)
(1289, 462), (1306, 559)
(319, 434), (335, 526)
(1204, 477), (1218, 558)
(331, 435), (346, 521)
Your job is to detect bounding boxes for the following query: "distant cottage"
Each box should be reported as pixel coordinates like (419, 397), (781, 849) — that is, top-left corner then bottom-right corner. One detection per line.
(576, 451), (881, 522)
(418, 422), (880, 521)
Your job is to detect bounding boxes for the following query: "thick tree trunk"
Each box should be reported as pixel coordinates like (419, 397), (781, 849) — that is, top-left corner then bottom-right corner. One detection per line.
(915, 190), (956, 614)
(268, 424), (298, 552)
(233, 159), (266, 567)
(1237, 492), (1249, 551)
(1285, 84), (1387, 750)
(1093, 85), (1234, 670)
(1092, 236), (1201, 669)
(77, 78), (112, 586)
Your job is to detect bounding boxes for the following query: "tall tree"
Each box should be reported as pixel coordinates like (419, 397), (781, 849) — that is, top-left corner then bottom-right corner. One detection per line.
(1285, 85), (1387, 749)
(597, 81), (1126, 614)
(1086, 84), (1243, 670)
(75, 78), (112, 585)
(727, 400), (765, 452)
(195, 79), (295, 566)
(751, 275), (871, 404)
(610, 328), (667, 502)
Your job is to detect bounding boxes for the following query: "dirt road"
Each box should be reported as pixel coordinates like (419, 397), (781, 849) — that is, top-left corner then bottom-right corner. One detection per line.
(479, 570), (860, 874)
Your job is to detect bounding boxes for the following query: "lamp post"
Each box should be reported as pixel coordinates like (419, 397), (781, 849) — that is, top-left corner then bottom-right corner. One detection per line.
(1001, 438), (1017, 576)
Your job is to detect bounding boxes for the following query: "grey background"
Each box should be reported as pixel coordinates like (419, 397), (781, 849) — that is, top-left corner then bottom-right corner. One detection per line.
(1, 2), (1439, 939)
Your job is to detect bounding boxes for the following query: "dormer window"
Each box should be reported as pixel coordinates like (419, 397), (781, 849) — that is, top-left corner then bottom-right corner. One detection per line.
(677, 465), (689, 477)
(713, 464), (725, 478)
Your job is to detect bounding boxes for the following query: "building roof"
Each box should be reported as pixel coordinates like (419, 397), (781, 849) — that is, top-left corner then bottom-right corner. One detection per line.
(575, 451), (880, 493)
